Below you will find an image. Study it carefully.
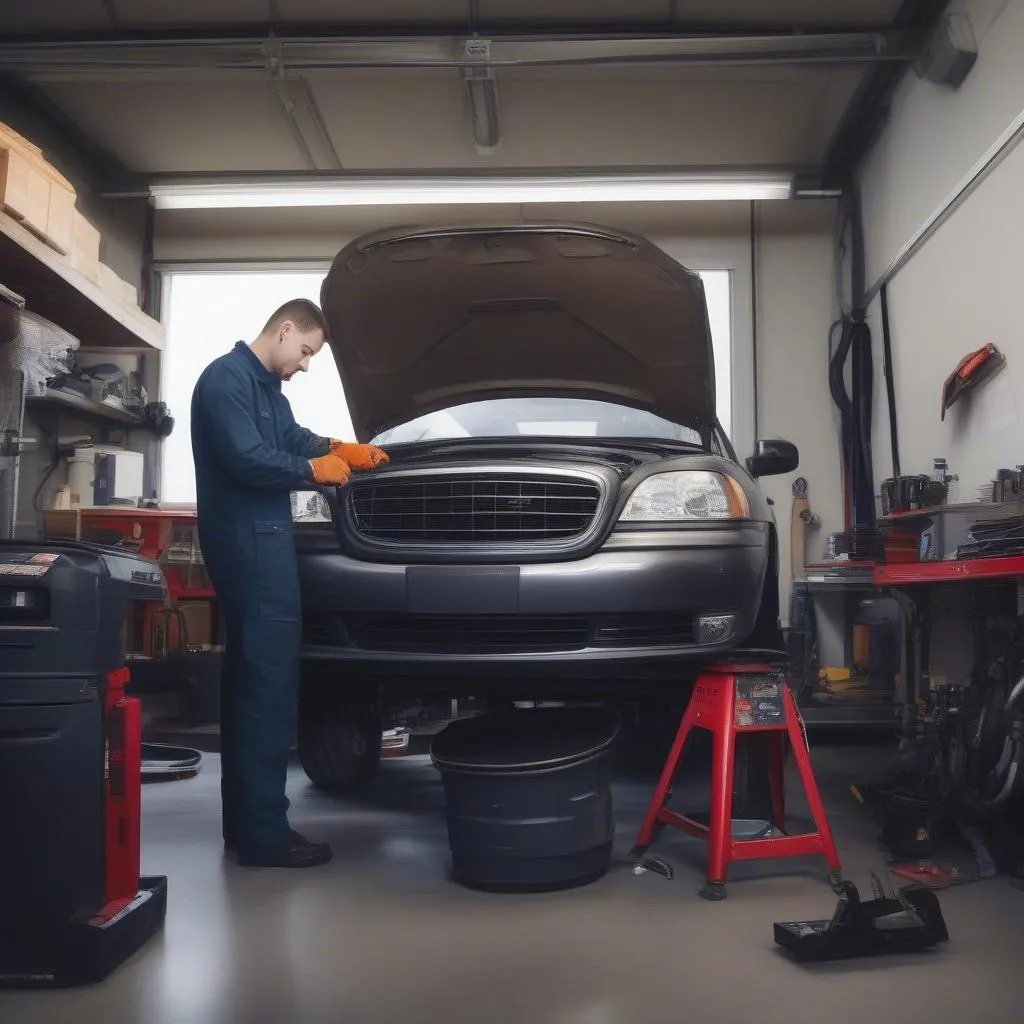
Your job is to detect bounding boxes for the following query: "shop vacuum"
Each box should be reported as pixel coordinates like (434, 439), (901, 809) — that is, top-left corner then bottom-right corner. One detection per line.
(0, 540), (168, 988)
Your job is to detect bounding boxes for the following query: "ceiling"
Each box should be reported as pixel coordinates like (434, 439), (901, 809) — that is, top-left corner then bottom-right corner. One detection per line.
(0, 1), (939, 191)
(0, 2), (909, 34)
(33, 66), (864, 175)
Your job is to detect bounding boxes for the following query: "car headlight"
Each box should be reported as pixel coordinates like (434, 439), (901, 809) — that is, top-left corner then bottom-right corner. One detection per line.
(619, 471), (749, 522)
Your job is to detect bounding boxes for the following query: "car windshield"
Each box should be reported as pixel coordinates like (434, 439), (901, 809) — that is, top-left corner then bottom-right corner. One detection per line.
(371, 398), (703, 446)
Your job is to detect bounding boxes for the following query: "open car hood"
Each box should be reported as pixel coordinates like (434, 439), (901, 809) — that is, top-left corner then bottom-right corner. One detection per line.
(321, 221), (716, 442)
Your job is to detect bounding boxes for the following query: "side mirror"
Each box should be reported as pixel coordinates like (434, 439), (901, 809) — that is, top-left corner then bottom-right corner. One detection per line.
(746, 439), (799, 479)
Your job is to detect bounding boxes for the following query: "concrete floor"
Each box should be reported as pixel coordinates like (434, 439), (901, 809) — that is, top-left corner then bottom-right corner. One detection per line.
(2, 737), (1022, 1024)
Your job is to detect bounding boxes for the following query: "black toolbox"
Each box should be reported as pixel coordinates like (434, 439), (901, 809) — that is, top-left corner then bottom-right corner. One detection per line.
(0, 540), (168, 987)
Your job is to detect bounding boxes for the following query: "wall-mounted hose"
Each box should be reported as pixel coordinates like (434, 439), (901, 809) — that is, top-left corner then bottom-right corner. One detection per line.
(830, 189), (876, 540)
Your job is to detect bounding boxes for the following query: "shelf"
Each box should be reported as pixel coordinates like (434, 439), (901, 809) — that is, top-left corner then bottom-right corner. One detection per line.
(797, 562), (876, 591)
(874, 554), (1024, 586)
(882, 501), (1020, 521)
(27, 388), (144, 427)
(0, 211), (162, 352)
(798, 573), (876, 590)
(798, 704), (901, 728)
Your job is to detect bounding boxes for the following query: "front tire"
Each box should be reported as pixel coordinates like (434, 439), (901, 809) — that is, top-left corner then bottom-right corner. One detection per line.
(298, 675), (382, 794)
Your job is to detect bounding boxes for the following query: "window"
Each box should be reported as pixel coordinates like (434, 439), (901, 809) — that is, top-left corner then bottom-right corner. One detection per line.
(159, 269), (733, 505)
(373, 398), (703, 446)
(160, 272), (352, 505)
(701, 270), (732, 442)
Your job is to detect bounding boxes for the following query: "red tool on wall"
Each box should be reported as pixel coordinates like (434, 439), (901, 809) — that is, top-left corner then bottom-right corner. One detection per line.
(941, 343), (1005, 420)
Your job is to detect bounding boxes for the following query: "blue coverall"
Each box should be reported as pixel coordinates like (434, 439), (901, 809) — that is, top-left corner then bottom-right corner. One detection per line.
(191, 341), (331, 851)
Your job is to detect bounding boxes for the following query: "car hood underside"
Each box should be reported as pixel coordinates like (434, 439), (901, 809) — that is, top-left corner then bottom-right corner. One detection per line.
(320, 222), (717, 441)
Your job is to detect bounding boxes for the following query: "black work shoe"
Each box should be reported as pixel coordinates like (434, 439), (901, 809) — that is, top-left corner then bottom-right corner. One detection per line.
(226, 827), (313, 851)
(237, 834), (333, 869)
(224, 828), (303, 852)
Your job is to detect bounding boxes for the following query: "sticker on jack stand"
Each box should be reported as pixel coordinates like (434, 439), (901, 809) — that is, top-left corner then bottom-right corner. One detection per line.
(734, 698), (754, 727)
(737, 679), (784, 725)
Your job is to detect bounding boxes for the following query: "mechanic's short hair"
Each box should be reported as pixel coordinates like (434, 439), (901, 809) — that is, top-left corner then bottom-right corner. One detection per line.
(262, 298), (329, 339)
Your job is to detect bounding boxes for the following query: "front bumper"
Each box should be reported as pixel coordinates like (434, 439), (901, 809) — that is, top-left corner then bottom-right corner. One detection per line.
(296, 523), (771, 674)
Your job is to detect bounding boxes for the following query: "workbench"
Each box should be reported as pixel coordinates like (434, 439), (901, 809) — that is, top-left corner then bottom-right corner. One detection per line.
(790, 548), (1024, 728)
(791, 551), (1024, 730)
(873, 555), (1024, 714)
(791, 563), (902, 727)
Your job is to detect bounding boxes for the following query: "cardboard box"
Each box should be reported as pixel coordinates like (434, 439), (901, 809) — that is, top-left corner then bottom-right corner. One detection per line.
(71, 210), (102, 283)
(98, 260), (139, 309)
(25, 167), (51, 240)
(1, 122), (79, 253)
(0, 147), (29, 218)
(43, 509), (83, 541)
(0, 122), (42, 157)
(177, 600), (215, 649)
(72, 209), (101, 261)
(0, 147), (49, 235)
(97, 261), (121, 298)
(120, 278), (139, 308)
(45, 181), (76, 256)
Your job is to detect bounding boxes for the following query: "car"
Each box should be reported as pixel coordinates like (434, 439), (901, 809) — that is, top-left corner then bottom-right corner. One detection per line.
(293, 221), (798, 793)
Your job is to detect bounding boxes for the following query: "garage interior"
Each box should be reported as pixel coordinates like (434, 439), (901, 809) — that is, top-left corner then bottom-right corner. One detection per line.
(2, 0), (1024, 1020)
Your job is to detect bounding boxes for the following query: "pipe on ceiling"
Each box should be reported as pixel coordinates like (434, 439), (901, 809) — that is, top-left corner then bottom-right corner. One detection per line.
(0, 31), (926, 76)
(822, 0), (950, 186)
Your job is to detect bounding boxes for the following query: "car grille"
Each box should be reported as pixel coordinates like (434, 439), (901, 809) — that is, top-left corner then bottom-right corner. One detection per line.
(348, 474), (602, 544)
(591, 613), (696, 646)
(347, 614), (592, 652)
(302, 612), (346, 647)
(303, 612), (695, 653)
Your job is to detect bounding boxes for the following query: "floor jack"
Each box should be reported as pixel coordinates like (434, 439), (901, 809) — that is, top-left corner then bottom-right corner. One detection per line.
(631, 664), (843, 900)
(774, 871), (949, 961)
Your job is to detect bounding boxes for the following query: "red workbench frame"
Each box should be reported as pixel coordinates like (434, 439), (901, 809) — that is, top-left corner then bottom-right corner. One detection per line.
(874, 555), (1024, 586)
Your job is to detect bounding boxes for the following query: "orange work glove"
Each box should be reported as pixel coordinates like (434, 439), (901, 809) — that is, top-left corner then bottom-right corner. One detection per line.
(328, 441), (389, 471)
(309, 453), (352, 486)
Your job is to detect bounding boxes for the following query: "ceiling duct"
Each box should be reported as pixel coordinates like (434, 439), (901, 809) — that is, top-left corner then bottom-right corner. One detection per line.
(265, 53), (342, 170)
(914, 13), (977, 89)
(461, 38), (500, 155)
(463, 67), (501, 154)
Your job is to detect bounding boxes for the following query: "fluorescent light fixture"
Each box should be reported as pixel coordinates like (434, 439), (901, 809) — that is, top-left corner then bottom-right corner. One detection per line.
(150, 172), (793, 210)
(789, 173), (843, 200)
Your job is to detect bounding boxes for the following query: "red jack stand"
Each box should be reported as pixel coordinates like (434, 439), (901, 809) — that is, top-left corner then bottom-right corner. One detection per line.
(632, 664), (843, 900)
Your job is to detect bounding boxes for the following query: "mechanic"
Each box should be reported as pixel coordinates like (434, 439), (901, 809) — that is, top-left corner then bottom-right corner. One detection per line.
(191, 298), (388, 868)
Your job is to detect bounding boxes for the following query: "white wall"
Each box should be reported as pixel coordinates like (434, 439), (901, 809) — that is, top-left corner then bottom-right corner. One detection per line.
(859, 0), (1024, 500)
(861, 0), (1023, 285)
(756, 204), (845, 609)
(154, 198), (843, 622)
